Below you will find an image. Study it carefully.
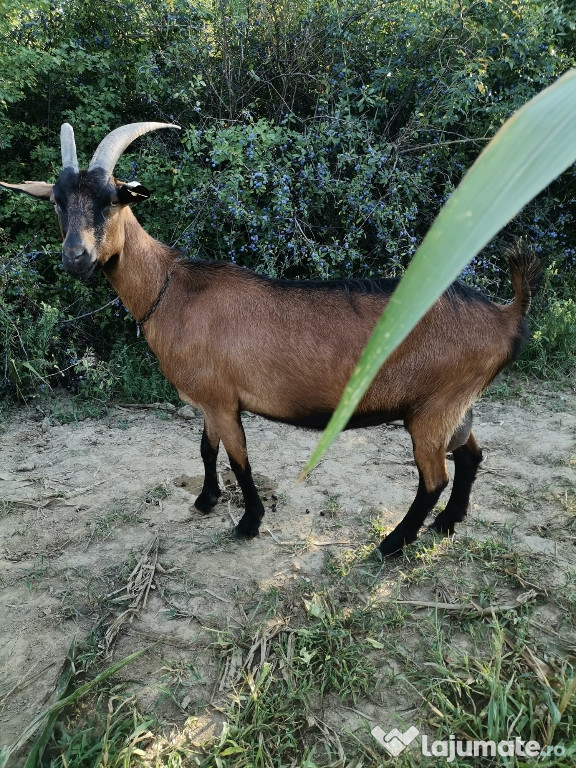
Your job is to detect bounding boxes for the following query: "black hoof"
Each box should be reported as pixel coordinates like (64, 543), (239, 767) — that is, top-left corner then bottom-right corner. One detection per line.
(431, 505), (467, 535)
(378, 529), (417, 558)
(377, 540), (405, 558)
(194, 491), (221, 514)
(233, 523), (260, 539)
(430, 517), (455, 535)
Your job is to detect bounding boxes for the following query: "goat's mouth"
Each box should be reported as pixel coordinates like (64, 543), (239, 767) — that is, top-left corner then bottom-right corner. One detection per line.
(62, 256), (99, 280)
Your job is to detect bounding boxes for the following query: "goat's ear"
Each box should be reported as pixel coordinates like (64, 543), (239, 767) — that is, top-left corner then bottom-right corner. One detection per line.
(117, 181), (151, 204)
(0, 181), (54, 200)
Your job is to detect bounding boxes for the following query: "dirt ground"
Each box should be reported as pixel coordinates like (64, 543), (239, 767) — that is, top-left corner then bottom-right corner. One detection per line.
(0, 382), (575, 761)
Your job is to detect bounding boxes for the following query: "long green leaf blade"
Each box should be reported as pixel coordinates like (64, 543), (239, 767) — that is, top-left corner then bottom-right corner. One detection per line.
(0, 647), (147, 768)
(302, 69), (576, 477)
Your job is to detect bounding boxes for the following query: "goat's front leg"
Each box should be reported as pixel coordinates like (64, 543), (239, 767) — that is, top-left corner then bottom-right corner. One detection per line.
(194, 419), (222, 513)
(203, 407), (265, 538)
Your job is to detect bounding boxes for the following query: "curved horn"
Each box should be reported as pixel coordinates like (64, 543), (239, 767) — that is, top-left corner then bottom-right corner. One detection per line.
(61, 123), (79, 172)
(88, 122), (180, 175)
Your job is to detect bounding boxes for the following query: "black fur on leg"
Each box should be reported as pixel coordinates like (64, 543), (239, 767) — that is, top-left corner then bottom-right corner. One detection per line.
(194, 427), (222, 513)
(432, 439), (483, 534)
(228, 456), (265, 538)
(378, 475), (447, 557)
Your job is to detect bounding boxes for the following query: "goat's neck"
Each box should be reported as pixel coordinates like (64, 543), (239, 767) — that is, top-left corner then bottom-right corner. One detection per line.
(104, 208), (176, 323)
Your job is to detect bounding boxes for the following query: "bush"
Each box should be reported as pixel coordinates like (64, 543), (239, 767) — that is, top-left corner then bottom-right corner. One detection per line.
(519, 293), (576, 379)
(0, 0), (575, 404)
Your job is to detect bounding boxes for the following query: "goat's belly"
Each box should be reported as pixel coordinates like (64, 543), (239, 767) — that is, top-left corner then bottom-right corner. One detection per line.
(240, 391), (402, 431)
(260, 411), (402, 431)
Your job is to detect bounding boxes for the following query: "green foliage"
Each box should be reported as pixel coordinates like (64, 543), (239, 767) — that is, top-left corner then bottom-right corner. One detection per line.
(410, 618), (576, 767)
(521, 297), (576, 378)
(0, 0), (575, 403)
(78, 341), (178, 404)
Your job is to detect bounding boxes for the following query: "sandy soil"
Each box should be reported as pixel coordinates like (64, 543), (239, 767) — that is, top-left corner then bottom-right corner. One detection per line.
(0, 383), (574, 760)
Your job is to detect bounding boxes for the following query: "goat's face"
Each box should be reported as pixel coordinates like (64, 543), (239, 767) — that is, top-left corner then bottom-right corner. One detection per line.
(0, 169), (150, 281)
(52, 168), (149, 280)
(0, 121), (176, 279)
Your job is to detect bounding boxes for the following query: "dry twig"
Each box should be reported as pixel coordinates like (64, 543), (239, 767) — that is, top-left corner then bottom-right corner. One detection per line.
(101, 532), (160, 654)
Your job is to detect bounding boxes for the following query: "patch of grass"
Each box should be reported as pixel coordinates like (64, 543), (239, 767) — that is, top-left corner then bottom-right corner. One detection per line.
(200, 596), (380, 766)
(553, 570), (576, 629)
(366, 513), (388, 542)
(199, 608), (376, 768)
(156, 659), (204, 713)
(500, 483), (528, 513)
(46, 396), (109, 424)
(323, 546), (365, 578)
(205, 529), (239, 552)
(45, 693), (152, 768)
(57, 571), (113, 620)
(453, 533), (542, 592)
(0, 499), (23, 519)
(22, 556), (51, 590)
(483, 374), (527, 401)
(201, 667), (321, 767)
(548, 454), (576, 468)
(378, 603), (410, 631)
(85, 485), (168, 546)
(245, 584), (283, 621)
(144, 482), (170, 504)
(319, 491), (342, 519)
(297, 599), (377, 701)
(408, 616), (576, 767)
(2, 631), (148, 768)
(86, 500), (140, 545)
(553, 480), (576, 517)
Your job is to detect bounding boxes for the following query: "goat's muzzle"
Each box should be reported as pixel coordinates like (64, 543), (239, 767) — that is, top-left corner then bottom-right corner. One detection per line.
(62, 237), (98, 279)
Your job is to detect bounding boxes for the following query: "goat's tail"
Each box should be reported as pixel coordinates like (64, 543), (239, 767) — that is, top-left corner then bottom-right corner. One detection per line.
(507, 241), (541, 317)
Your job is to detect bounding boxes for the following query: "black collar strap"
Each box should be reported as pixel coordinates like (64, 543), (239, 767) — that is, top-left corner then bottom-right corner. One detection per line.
(136, 265), (176, 337)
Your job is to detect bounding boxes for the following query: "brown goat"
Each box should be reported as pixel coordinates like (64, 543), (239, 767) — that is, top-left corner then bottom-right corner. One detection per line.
(1, 123), (541, 557)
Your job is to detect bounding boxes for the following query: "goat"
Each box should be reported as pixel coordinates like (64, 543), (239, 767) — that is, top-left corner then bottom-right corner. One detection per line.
(0, 122), (541, 557)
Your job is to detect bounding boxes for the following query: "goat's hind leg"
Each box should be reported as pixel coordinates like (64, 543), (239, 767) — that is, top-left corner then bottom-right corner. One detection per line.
(432, 430), (483, 534)
(194, 419), (222, 513)
(378, 434), (449, 558)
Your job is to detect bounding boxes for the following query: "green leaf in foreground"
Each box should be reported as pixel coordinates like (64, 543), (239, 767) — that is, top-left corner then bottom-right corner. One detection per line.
(0, 646), (146, 768)
(302, 68), (576, 478)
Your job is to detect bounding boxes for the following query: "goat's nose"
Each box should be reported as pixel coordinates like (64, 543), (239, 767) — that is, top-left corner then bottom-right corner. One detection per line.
(63, 242), (87, 261)
(62, 234), (93, 277)
(62, 233), (89, 263)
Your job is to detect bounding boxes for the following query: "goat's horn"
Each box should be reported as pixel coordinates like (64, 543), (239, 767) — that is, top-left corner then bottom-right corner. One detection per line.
(88, 122), (180, 175)
(61, 123), (79, 172)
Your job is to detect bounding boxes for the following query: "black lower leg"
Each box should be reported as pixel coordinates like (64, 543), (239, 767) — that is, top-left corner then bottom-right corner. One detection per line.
(378, 477), (446, 558)
(194, 429), (222, 513)
(432, 445), (483, 534)
(229, 456), (265, 538)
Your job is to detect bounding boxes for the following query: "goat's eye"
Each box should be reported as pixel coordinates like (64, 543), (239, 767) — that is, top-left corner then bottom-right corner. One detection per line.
(109, 200), (119, 208)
